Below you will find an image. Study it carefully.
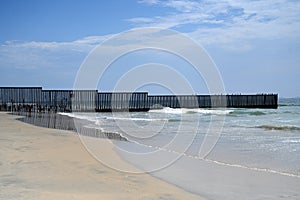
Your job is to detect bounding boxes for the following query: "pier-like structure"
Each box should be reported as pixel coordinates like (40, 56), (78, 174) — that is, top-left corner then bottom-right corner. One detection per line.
(0, 87), (278, 112)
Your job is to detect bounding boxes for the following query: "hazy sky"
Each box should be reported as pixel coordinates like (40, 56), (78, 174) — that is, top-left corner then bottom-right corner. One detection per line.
(0, 0), (299, 97)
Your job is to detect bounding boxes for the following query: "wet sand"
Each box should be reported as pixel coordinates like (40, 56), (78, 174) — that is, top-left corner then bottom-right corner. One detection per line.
(0, 112), (204, 200)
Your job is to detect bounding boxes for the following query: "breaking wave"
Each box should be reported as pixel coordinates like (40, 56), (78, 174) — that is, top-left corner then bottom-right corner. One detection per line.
(230, 110), (266, 116)
(58, 112), (98, 122)
(256, 125), (300, 132)
(103, 116), (168, 122)
(149, 107), (232, 115)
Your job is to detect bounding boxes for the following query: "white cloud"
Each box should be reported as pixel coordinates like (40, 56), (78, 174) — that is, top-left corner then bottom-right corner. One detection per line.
(2, 35), (112, 51)
(0, 35), (114, 70)
(132, 0), (300, 47)
(137, 0), (160, 5)
(163, 0), (200, 12)
(126, 17), (155, 24)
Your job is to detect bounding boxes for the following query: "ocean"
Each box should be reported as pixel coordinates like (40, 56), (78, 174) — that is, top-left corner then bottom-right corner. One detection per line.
(56, 98), (300, 199)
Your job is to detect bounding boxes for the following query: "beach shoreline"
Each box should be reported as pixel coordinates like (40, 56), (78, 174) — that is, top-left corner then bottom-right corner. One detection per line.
(0, 112), (205, 200)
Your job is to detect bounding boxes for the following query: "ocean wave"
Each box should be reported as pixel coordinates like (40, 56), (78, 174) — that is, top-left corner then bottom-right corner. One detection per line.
(149, 107), (232, 115)
(279, 104), (300, 107)
(256, 125), (300, 132)
(78, 128), (128, 141)
(105, 117), (181, 123)
(149, 107), (185, 114)
(58, 112), (98, 122)
(196, 109), (232, 115)
(279, 104), (289, 107)
(282, 139), (300, 143)
(82, 124), (104, 132)
(230, 110), (266, 116)
(168, 118), (182, 122)
(104, 116), (168, 122)
(120, 139), (300, 178)
(203, 158), (300, 178)
(58, 112), (73, 117)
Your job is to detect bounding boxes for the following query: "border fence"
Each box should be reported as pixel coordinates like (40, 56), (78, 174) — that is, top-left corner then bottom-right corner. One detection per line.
(0, 87), (278, 112)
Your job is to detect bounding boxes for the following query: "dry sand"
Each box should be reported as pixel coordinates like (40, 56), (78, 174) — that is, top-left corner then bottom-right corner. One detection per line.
(0, 112), (204, 200)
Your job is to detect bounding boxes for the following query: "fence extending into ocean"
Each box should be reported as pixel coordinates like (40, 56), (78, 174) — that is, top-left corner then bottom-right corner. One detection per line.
(0, 87), (278, 112)
(16, 112), (128, 141)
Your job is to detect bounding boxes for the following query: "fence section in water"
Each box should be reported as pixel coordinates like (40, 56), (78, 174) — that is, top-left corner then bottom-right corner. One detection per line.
(225, 94), (278, 108)
(147, 94), (277, 108)
(148, 95), (200, 108)
(16, 112), (127, 141)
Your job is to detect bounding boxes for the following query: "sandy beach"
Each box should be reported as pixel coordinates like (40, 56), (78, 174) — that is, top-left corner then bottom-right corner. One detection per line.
(0, 112), (204, 200)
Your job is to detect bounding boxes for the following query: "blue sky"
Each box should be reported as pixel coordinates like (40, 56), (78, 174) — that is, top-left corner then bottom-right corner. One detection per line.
(0, 0), (299, 97)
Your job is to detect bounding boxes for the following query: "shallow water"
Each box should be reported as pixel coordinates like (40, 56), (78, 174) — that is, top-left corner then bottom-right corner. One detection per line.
(61, 98), (300, 199)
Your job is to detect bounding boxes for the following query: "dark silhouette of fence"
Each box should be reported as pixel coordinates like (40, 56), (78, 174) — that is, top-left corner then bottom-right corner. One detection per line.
(96, 92), (149, 112)
(0, 87), (278, 112)
(147, 94), (277, 109)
